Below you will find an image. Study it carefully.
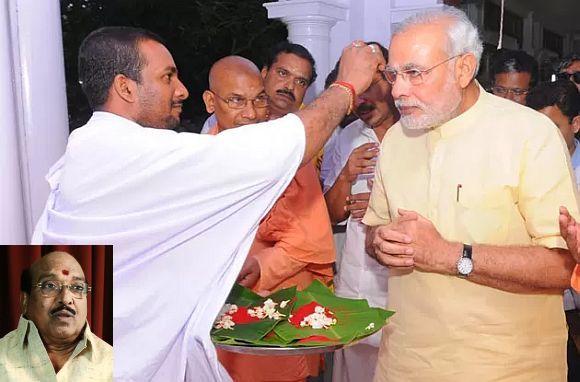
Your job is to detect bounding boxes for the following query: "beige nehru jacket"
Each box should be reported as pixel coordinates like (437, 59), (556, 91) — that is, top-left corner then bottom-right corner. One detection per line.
(363, 86), (579, 382)
(0, 316), (113, 381)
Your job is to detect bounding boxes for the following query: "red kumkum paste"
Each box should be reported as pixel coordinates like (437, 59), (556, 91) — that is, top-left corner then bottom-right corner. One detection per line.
(229, 306), (261, 324)
(298, 335), (332, 343)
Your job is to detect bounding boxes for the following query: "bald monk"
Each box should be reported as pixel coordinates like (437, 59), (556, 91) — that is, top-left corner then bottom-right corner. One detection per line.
(203, 56), (335, 382)
(202, 56), (270, 134)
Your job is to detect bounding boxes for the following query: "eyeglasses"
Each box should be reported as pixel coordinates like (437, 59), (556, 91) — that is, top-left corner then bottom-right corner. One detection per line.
(34, 280), (91, 299)
(556, 72), (580, 85)
(210, 91), (269, 109)
(491, 86), (529, 97)
(383, 55), (461, 86)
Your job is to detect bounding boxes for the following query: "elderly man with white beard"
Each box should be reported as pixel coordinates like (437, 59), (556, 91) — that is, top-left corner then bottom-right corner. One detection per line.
(363, 6), (580, 382)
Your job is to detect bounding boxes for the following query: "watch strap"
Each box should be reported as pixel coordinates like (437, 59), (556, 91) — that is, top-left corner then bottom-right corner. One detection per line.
(462, 243), (472, 260)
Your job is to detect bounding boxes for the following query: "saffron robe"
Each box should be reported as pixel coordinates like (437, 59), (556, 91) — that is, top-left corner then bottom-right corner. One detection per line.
(208, 125), (335, 382)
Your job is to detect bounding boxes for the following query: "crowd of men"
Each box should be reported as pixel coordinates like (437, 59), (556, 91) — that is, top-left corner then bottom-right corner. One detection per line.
(5, 4), (578, 382)
(489, 46), (580, 382)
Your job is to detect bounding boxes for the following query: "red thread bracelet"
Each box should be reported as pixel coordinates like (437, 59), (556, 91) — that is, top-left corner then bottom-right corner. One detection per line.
(332, 81), (356, 114)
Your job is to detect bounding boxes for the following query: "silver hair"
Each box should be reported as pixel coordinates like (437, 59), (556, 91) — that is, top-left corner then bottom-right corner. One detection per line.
(393, 5), (483, 75)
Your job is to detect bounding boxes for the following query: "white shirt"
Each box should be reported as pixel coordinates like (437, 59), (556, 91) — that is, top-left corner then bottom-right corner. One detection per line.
(33, 111), (305, 381)
(321, 119), (388, 347)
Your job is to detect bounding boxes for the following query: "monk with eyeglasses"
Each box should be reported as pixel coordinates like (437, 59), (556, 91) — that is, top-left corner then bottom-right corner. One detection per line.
(203, 55), (335, 382)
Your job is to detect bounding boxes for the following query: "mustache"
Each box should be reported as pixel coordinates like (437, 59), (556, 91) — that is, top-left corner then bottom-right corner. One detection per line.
(276, 88), (295, 101)
(356, 103), (376, 113)
(394, 99), (426, 110)
(50, 305), (76, 316)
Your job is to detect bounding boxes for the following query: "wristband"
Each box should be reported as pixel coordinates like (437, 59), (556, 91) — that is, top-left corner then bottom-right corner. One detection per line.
(329, 81), (356, 115)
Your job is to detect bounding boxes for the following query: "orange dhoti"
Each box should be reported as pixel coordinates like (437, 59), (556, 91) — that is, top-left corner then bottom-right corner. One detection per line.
(218, 161), (335, 382)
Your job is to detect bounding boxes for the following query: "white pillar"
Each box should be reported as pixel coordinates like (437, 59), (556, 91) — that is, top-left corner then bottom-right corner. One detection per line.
(389, 0), (443, 37)
(263, 0), (348, 100)
(522, 12), (534, 55)
(329, 0), (443, 76)
(0, 1), (27, 243)
(1, 0), (69, 243)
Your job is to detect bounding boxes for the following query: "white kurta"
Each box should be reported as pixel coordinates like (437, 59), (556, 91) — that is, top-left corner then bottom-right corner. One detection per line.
(321, 119), (388, 382)
(33, 111), (305, 381)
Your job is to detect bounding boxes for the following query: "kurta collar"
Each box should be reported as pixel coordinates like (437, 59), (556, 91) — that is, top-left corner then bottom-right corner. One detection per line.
(90, 111), (143, 130)
(436, 81), (484, 139)
(362, 122), (380, 142)
(16, 315), (96, 362)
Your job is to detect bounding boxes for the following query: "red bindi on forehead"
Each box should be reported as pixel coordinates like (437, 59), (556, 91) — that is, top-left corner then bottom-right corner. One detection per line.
(62, 269), (69, 276)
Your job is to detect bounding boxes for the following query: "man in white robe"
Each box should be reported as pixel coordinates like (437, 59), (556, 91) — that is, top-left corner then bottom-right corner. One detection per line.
(32, 26), (381, 381)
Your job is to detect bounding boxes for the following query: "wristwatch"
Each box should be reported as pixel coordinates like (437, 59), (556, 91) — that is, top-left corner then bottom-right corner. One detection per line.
(457, 244), (473, 277)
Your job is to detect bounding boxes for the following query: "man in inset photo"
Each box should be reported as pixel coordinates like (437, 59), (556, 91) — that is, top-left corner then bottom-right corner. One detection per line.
(0, 247), (113, 381)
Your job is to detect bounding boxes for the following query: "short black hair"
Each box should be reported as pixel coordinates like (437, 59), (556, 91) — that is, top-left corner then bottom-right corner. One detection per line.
(324, 67), (338, 90)
(78, 26), (166, 109)
(263, 41), (317, 85)
(491, 49), (539, 87)
(558, 53), (580, 73)
(365, 41), (389, 62)
(329, 41), (389, 82)
(21, 268), (32, 294)
(527, 79), (580, 123)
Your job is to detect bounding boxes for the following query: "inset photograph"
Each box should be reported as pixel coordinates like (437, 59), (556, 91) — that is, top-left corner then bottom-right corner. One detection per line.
(0, 246), (112, 381)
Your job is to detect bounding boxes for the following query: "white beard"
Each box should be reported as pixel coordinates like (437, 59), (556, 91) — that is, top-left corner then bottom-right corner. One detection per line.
(396, 77), (462, 130)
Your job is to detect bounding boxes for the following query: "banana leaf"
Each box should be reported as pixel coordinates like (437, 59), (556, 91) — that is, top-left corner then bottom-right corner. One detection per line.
(211, 285), (296, 343)
(274, 281), (394, 345)
(212, 281), (394, 347)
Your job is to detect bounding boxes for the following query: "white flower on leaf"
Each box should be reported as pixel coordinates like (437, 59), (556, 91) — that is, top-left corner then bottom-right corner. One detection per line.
(365, 323), (375, 330)
(214, 298), (287, 330)
(214, 314), (235, 330)
(280, 300), (290, 309)
(263, 298), (280, 319)
(299, 307), (337, 329)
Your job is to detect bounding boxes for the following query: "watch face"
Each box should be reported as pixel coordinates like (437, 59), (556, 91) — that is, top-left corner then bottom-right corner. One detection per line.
(457, 257), (473, 275)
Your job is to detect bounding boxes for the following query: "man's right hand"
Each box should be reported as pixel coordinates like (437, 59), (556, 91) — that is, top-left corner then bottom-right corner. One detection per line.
(237, 255), (261, 288)
(366, 213), (418, 268)
(339, 142), (379, 183)
(336, 41), (385, 96)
